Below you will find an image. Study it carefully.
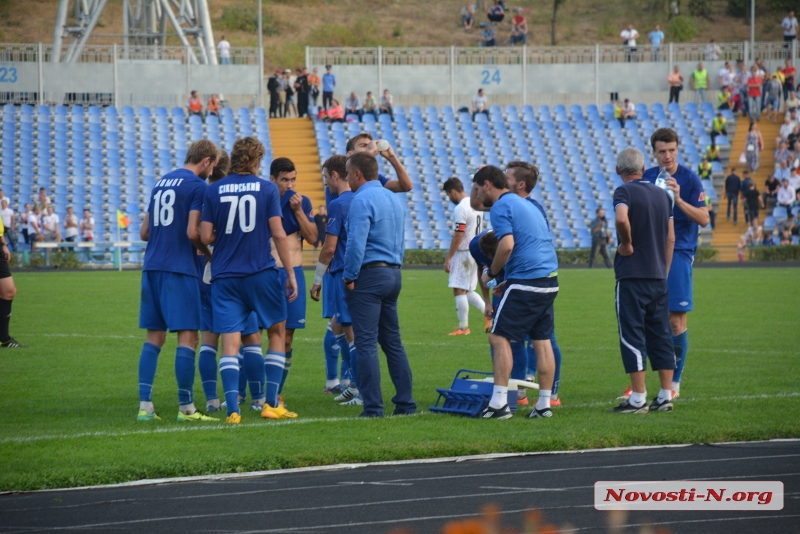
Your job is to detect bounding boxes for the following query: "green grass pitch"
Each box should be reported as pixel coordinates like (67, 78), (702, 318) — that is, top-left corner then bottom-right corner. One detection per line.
(0, 268), (798, 491)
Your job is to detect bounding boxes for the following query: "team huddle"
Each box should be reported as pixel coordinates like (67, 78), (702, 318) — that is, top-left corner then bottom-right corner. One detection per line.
(136, 126), (707, 423)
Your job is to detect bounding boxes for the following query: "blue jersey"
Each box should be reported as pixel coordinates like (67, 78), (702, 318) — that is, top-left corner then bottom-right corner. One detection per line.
(643, 164), (706, 251)
(201, 174), (282, 281)
(143, 168), (206, 277)
(280, 190), (314, 236)
(490, 192), (558, 280)
(327, 190), (354, 274)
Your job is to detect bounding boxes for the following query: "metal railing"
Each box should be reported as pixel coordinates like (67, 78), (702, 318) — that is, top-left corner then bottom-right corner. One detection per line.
(0, 43), (259, 65)
(383, 48), (451, 66)
(529, 45), (596, 65)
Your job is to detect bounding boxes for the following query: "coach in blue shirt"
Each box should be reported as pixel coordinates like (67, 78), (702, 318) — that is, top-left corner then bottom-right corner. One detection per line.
(343, 152), (415, 417)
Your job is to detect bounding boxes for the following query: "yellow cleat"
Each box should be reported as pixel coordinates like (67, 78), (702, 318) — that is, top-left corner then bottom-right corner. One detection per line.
(176, 411), (218, 422)
(261, 403), (298, 419)
(137, 410), (161, 422)
(226, 413), (241, 424)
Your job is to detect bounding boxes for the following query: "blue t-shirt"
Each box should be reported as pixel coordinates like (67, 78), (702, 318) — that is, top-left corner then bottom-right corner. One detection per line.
(201, 174), (282, 280)
(325, 173), (391, 208)
(327, 190), (354, 274)
(280, 190), (314, 236)
(649, 30), (665, 46)
(143, 168), (206, 277)
(490, 192), (558, 280)
(322, 73), (336, 92)
(643, 164), (705, 252)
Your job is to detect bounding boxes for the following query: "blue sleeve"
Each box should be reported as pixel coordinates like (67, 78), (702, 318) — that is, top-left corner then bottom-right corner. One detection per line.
(343, 197), (369, 281)
(266, 185), (282, 219)
(190, 181), (206, 211)
(490, 202), (513, 240)
(378, 174), (390, 186)
(332, 75), (336, 86)
(687, 174), (706, 208)
(327, 200), (343, 237)
(613, 186), (629, 208)
(201, 188), (215, 223)
(301, 196), (314, 223)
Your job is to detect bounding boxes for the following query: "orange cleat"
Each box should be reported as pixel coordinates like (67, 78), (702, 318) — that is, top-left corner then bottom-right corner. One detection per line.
(616, 385), (633, 401)
(448, 328), (471, 336)
(550, 397), (562, 407)
(484, 317), (493, 333)
(517, 396), (529, 406)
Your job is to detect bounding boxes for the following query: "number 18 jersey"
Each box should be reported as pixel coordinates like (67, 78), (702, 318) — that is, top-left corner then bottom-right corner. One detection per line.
(143, 168), (207, 276)
(201, 174), (282, 281)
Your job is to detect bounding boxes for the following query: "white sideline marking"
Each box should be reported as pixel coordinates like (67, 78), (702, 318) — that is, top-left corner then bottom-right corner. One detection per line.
(1, 392), (798, 446)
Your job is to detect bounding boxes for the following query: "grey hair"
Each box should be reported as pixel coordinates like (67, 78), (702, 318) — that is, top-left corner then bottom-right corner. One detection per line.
(616, 147), (645, 177)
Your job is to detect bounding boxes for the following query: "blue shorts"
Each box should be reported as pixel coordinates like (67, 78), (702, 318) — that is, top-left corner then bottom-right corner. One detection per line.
(139, 271), (201, 332)
(280, 266), (307, 330)
(211, 269), (287, 334)
(491, 277), (558, 343)
(330, 271), (352, 326)
(321, 271), (335, 319)
(616, 279), (675, 373)
(667, 249), (694, 313)
(200, 290), (259, 335)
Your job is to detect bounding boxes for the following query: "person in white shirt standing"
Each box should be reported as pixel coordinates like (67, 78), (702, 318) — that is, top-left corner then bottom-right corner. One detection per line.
(217, 35), (231, 65)
(41, 206), (62, 242)
(0, 199), (14, 251)
(782, 11), (798, 49)
(620, 24), (639, 62)
(443, 177), (486, 335)
(63, 206), (79, 242)
(80, 209), (95, 241)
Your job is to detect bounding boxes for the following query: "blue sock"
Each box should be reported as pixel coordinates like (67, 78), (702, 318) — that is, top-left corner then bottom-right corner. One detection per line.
(347, 341), (358, 388)
(510, 340), (527, 381)
(335, 333), (347, 380)
(672, 330), (689, 383)
(138, 342), (161, 402)
(265, 350), (285, 407)
(237, 348), (247, 400)
(198, 344), (218, 402)
(219, 356), (240, 416)
(242, 344), (265, 403)
(278, 349), (293, 394)
(175, 346), (196, 407)
(526, 339), (537, 378)
(551, 331), (562, 396)
(323, 323), (339, 381)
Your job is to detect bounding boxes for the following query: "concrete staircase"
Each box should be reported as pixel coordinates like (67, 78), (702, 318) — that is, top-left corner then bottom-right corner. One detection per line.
(268, 118), (325, 209)
(711, 117), (780, 260)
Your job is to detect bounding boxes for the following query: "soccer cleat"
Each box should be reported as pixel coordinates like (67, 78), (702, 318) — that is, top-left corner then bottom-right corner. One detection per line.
(261, 403), (298, 419)
(608, 400), (649, 414)
(334, 387), (358, 402)
(484, 317), (493, 333)
(340, 396), (363, 406)
(672, 388), (679, 400)
(517, 396), (529, 406)
(527, 407), (553, 419)
(479, 404), (513, 419)
(448, 327), (471, 336)
(176, 410), (218, 422)
(324, 384), (344, 395)
(206, 402), (221, 412)
(616, 385), (633, 401)
(136, 410), (161, 422)
(221, 396), (246, 408)
(250, 402), (265, 411)
(649, 397), (674, 412)
(0, 338), (25, 348)
(225, 413), (241, 424)
(550, 397), (562, 407)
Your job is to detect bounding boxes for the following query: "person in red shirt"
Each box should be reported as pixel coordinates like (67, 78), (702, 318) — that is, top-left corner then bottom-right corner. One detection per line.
(783, 59), (796, 107)
(747, 66), (763, 122)
(327, 99), (344, 122)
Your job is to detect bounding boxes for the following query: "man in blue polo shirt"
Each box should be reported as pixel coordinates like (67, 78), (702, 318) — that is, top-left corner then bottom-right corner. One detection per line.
(322, 65), (336, 110)
(137, 139), (218, 423)
(343, 152), (415, 418)
(610, 147), (676, 414)
(200, 137), (298, 424)
(474, 165), (559, 419)
(617, 128), (709, 401)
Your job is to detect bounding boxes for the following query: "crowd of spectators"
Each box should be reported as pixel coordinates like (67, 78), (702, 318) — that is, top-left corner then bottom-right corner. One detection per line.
(317, 83), (394, 123)
(462, 1), (528, 47)
(186, 90), (223, 122)
(267, 67), (316, 118)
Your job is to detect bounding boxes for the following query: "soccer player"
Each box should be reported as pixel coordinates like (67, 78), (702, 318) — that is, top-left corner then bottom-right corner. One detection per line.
(269, 158), (318, 403)
(200, 137), (298, 424)
(137, 139), (218, 422)
(0, 214), (23, 348)
(310, 155), (362, 406)
(443, 177), (485, 336)
(474, 166), (558, 420)
(619, 128), (709, 401)
(196, 151), (262, 412)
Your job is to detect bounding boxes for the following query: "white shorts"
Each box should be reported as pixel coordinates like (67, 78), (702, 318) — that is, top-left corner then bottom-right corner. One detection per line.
(448, 250), (478, 291)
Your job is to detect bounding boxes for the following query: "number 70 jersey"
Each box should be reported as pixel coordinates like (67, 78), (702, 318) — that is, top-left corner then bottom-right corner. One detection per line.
(201, 174), (282, 281)
(143, 168), (207, 277)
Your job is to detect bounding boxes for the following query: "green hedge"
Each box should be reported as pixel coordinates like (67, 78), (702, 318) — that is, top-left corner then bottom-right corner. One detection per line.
(747, 245), (800, 262)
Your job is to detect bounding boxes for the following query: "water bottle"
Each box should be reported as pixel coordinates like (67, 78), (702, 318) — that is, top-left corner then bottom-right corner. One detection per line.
(482, 267), (498, 289)
(655, 167), (675, 206)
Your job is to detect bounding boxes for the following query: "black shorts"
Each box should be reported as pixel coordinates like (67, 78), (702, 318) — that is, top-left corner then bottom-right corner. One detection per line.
(615, 278), (675, 374)
(0, 258), (11, 280)
(491, 276), (558, 342)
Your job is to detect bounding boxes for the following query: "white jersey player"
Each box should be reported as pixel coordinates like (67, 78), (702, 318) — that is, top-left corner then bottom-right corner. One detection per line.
(443, 177), (486, 335)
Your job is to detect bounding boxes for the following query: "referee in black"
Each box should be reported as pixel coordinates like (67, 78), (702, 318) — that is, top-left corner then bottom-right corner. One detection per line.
(610, 148), (675, 414)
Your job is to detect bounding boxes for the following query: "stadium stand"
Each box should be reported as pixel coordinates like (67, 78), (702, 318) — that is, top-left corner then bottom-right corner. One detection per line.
(2, 100), (725, 263)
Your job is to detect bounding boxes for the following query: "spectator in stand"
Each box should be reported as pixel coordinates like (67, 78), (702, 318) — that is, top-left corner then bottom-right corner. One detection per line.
(345, 92), (362, 121)
(704, 39), (722, 61)
(775, 141), (791, 166)
(486, 0), (505, 23)
(743, 216), (763, 246)
(363, 91), (379, 120)
(461, 3), (476, 30)
(41, 205), (61, 242)
(737, 61), (751, 117)
(705, 138), (720, 162)
(19, 204), (30, 244)
(0, 199), (14, 251)
(774, 159), (792, 182)
(267, 70), (282, 118)
(705, 194), (716, 230)
(649, 24), (665, 62)
(743, 181), (763, 227)
(207, 94), (221, 119)
(777, 178), (795, 214)
(80, 209), (94, 241)
(217, 35), (231, 65)
(480, 23), (496, 47)
(782, 11), (798, 49)
(295, 68), (310, 118)
(792, 189), (800, 213)
(327, 99), (344, 123)
(718, 61), (734, 89)
(35, 187), (50, 211)
(187, 90), (204, 122)
(710, 111), (727, 142)
(379, 89), (394, 121)
(668, 65), (684, 104)
(697, 155), (712, 180)
(622, 99), (636, 121)
(277, 69), (289, 116)
(588, 208), (612, 268)
(308, 67), (321, 108)
(322, 65), (336, 110)
(779, 117), (794, 148)
(783, 60), (796, 106)
(510, 8), (528, 45)
(725, 167), (741, 224)
(786, 91), (799, 114)
(620, 24), (639, 62)
(313, 205), (327, 248)
(765, 75), (782, 123)
(763, 173), (781, 210)
(63, 206), (78, 243)
(27, 206), (42, 246)
(284, 69), (297, 118)
(691, 62), (708, 105)
(472, 88), (489, 121)
(717, 85), (732, 110)
(745, 122), (763, 173)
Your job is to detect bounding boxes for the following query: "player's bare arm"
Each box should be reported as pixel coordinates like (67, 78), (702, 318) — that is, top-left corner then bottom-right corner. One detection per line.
(615, 204), (633, 257)
(666, 178), (710, 227)
(289, 194), (318, 245)
(140, 213), (150, 241)
(310, 233), (338, 301)
(443, 229), (464, 273)
(200, 220), (215, 246)
(269, 216), (298, 303)
(482, 234), (513, 286)
(187, 210), (212, 258)
(665, 218), (675, 276)
(379, 145), (412, 193)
